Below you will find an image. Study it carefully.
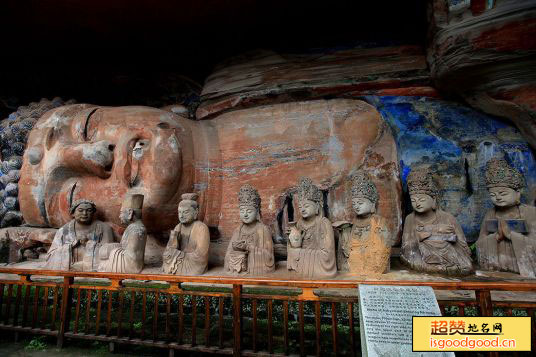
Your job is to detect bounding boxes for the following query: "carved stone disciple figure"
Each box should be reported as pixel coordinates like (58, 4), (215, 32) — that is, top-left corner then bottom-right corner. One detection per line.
(336, 171), (391, 275)
(477, 159), (536, 278)
(287, 178), (337, 278)
(401, 168), (473, 275)
(163, 193), (210, 275)
(224, 185), (275, 275)
(99, 194), (147, 273)
(45, 199), (114, 271)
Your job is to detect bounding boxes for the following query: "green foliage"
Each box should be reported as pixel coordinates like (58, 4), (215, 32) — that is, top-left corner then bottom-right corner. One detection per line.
(25, 336), (47, 351)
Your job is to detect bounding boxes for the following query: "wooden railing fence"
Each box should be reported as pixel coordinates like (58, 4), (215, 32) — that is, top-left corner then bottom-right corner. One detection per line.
(0, 268), (534, 356)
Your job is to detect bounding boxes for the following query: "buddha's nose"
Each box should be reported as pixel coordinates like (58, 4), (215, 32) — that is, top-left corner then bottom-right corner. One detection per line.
(56, 140), (115, 178)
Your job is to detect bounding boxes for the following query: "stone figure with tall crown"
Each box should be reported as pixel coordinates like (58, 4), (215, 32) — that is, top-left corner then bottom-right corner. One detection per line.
(163, 193), (210, 275)
(99, 194), (147, 273)
(477, 159), (536, 277)
(287, 177), (337, 278)
(45, 199), (114, 271)
(225, 184), (275, 275)
(401, 168), (473, 275)
(336, 171), (391, 275)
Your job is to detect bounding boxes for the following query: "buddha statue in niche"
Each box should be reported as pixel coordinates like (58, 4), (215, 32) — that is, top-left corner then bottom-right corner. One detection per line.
(224, 184), (275, 275)
(45, 199), (114, 271)
(400, 168), (473, 276)
(336, 171), (391, 275)
(287, 177), (337, 279)
(99, 194), (147, 273)
(477, 159), (536, 278)
(163, 193), (210, 275)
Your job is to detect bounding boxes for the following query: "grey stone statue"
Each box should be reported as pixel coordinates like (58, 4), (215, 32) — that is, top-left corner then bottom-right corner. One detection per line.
(44, 199), (114, 271)
(224, 184), (275, 275)
(477, 158), (536, 278)
(163, 193), (210, 275)
(400, 168), (473, 276)
(99, 194), (147, 273)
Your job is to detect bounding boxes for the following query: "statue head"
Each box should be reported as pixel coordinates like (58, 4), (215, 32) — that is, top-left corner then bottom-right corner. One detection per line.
(407, 168), (438, 214)
(19, 105), (194, 231)
(296, 177), (323, 219)
(238, 184), (261, 224)
(70, 199), (96, 225)
(119, 194), (144, 226)
(178, 193), (199, 224)
(350, 170), (378, 216)
(485, 158), (524, 208)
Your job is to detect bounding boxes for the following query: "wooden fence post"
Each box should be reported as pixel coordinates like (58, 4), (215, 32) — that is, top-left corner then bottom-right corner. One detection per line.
(232, 284), (242, 357)
(476, 290), (499, 357)
(57, 276), (74, 348)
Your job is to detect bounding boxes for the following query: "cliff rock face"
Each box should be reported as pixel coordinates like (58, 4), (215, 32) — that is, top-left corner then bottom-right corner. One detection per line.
(428, 0), (536, 149)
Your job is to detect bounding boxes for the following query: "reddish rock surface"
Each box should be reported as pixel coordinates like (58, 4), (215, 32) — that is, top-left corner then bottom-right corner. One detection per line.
(197, 46), (435, 119)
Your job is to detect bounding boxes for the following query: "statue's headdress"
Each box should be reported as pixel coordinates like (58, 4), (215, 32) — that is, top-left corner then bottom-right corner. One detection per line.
(407, 167), (438, 198)
(179, 193), (199, 209)
(70, 199), (96, 214)
(485, 158), (524, 191)
(238, 184), (261, 209)
(296, 177), (323, 205)
(350, 171), (379, 204)
(122, 194), (144, 210)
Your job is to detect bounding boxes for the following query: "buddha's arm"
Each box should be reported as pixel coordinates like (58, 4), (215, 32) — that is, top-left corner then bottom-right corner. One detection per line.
(186, 224), (210, 262)
(101, 224), (115, 244)
(47, 228), (66, 256)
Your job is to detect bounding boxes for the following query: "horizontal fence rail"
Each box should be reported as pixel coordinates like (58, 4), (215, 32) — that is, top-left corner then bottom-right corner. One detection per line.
(0, 268), (534, 356)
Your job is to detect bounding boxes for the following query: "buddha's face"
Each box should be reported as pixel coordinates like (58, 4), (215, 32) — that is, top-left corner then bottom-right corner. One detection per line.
(119, 208), (133, 226)
(239, 205), (257, 224)
(298, 199), (319, 219)
(410, 193), (435, 213)
(178, 203), (198, 224)
(488, 186), (520, 208)
(72, 203), (95, 225)
(352, 197), (375, 216)
(19, 105), (194, 232)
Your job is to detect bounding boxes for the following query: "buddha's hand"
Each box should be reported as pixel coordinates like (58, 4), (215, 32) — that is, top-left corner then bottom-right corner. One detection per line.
(498, 219), (511, 241)
(437, 224), (455, 235)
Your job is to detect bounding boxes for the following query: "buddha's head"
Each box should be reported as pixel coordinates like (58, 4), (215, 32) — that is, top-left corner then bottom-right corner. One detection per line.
(296, 177), (323, 220)
(350, 171), (378, 217)
(485, 158), (524, 209)
(70, 199), (96, 225)
(19, 105), (194, 231)
(178, 193), (199, 225)
(238, 184), (261, 225)
(407, 168), (438, 214)
(119, 194), (144, 226)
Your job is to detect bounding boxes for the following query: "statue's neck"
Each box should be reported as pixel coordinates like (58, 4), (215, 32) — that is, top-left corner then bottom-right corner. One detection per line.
(414, 210), (436, 224)
(494, 204), (520, 218)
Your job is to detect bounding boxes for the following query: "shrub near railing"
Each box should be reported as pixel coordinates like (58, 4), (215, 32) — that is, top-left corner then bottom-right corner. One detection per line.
(0, 268), (535, 356)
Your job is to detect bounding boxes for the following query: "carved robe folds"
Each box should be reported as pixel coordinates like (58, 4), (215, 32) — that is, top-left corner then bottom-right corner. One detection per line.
(45, 220), (114, 271)
(337, 215), (391, 275)
(99, 221), (147, 274)
(163, 221), (210, 275)
(477, 204), (536, 278)
(224, 222), (275, 275)
(401, 210), (473, 276)
(287, 216), (337, 279)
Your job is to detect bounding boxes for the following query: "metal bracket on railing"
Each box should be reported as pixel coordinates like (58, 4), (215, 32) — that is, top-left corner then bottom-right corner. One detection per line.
(298, 287), (319, 301)
(109, 279), (123, 289)
(167, 283), (184, 294)
(19, 274), (32, 283)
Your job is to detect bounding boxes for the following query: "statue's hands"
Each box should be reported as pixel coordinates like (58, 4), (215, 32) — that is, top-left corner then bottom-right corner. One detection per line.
(232, 240), (248, 251)
(437, 224), (455, 235)
(498, 219), (512, 240)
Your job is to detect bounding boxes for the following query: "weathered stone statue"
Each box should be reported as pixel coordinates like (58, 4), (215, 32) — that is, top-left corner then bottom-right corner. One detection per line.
(163, 193), (210, 275)
(224, 184), (275, 275)
(477, 159), (536, 278)
(287, 177), (337, 278)
(99, 194), (146, 273)
(336, 171), (391, 275)
(401, 168), (473, 276)
(45, 199), (114, 271)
